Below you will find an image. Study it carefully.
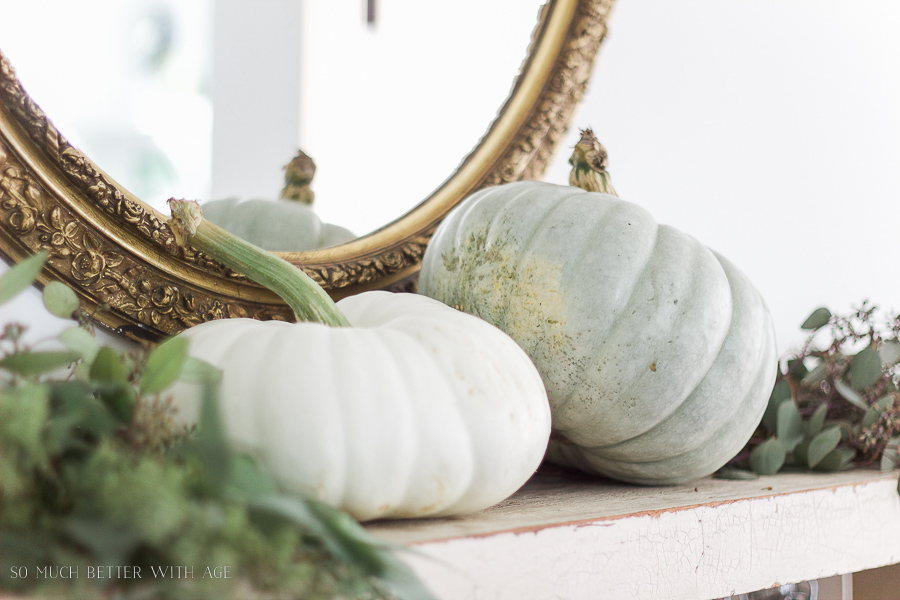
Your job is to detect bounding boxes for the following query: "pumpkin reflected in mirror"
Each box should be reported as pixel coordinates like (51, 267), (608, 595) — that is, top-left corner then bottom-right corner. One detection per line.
(200, 150), (356, 252)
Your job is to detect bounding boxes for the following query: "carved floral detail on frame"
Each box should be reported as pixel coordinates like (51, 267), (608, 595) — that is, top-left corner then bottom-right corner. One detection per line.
(0, 141), (291, 337)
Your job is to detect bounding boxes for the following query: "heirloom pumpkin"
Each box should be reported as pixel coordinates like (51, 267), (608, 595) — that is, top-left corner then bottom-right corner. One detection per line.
(165, 200), (550, 521)
(418, 130), (777, 485)
(201, 149), (355, 252)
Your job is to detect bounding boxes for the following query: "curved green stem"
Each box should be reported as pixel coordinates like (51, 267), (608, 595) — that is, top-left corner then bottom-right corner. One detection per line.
(168, 199), (349, 327)
(568, 128), (618, 197)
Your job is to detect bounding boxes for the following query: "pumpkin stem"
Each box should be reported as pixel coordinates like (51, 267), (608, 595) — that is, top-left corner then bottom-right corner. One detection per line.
(568, 128), (618, 197)
(167, 199), (350, 327)
(280, 149), (316, 205)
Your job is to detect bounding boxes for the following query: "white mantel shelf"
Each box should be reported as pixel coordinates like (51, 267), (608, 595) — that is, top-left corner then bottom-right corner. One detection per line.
(365, 467), (900, 600)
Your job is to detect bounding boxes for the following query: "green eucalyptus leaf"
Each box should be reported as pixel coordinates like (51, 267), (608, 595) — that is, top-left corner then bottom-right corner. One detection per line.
(92, 381), (135, 423)
(776, 400), (804, 451)
(762, 380), (792, 433)
(876, 395), (895, 411)
(47, 379), (93, 408)
(248, 493), (436, 600)
(807, 403), (828, 437)
(59, 326), (100, 363)
(811, 447), (856, 472)
(749, 438), (786, 475)
(713, 466), (760, 481)
(378, 561), (439, 600)
(800, 361), (828, 387)
(178, 356), (223, 385)
(807, 427), (842, 468)
(46, 381), (118, 442)
(186, 380), (232, 493)
(880, 341), (900, 366)
(226, 454), (278, 501)
(801, 307), (832, 330)
(0, 251), (48, 305)
(77, 397), (120, 438)
(307, 500), (395, 574)
(850, 345), (883, 390)
(833, 420), (853, 442)
(42, 280), (80, 318)
(881, 437), (900, 472)
(247, 494), (332, 541)
(0, 350), (82, 377)
(793, 440), (810, 465)
(72, 361), (92, 383)
(861, 406), (882, 429)
(834, 378), (869, 410)
(140, 337), (189, 394)
(0, 382), (49, 452)
(838, 447), (856, 469)
(89, 347), (128, 383)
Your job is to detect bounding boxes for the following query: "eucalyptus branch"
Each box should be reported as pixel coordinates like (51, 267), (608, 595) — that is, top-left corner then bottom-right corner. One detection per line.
(726, 302), (900, 479)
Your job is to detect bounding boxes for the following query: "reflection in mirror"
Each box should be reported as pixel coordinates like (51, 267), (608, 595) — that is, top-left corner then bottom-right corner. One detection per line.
(297, 0), (547, 238)
(0, 0), (547, 248)
(201, 150), (356, 252)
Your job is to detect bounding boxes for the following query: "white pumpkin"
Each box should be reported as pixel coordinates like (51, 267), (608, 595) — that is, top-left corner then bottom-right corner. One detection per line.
(169, 291), (551, 521)
(418, 180), (777, 485)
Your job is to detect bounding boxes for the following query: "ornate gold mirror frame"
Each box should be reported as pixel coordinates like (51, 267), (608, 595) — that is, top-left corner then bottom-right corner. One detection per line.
(0, 0), (614, 341)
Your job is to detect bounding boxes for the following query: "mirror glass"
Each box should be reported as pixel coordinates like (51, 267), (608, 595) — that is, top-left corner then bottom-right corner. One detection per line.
(0, 0), (545, 248)
(0, 0), (213, 210)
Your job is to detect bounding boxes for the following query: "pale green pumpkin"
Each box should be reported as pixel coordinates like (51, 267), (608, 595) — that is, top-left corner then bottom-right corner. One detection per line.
(201, 198), (355, 252)
(201, 149), (355, 251)
(418, 163), (776, 484)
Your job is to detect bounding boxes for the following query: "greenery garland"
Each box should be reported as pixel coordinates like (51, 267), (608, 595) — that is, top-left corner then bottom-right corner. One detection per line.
(0, 252), (431, 600)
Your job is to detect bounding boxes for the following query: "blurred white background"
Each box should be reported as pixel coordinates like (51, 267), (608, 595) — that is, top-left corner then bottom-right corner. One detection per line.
(2, 0), (900, 358)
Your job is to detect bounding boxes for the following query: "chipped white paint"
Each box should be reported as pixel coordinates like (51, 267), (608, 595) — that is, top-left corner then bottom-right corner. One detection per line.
(367, 469), (900, 600)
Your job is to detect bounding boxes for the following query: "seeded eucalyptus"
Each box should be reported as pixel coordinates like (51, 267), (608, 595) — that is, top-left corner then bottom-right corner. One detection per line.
(726, 302), (900, 481)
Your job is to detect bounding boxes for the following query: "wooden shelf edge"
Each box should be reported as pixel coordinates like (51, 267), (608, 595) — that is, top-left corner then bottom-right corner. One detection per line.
(367, 469), (900, 600)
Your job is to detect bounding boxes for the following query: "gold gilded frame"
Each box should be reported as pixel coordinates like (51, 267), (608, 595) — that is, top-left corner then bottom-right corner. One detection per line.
(0, 0), (614, 341)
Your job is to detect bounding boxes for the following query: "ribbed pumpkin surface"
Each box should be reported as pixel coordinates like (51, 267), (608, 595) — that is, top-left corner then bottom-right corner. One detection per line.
(419, 181), (776, 484)
(169, 292), (550, 520)
(202, 198), (355, 251)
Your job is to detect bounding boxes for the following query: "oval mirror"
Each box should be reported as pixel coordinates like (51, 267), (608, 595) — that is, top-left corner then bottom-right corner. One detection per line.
(0, 0), (614, 340)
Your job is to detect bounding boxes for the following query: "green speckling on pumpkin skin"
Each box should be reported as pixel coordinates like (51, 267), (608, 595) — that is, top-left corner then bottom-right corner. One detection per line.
(434, 228), (578, 390)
